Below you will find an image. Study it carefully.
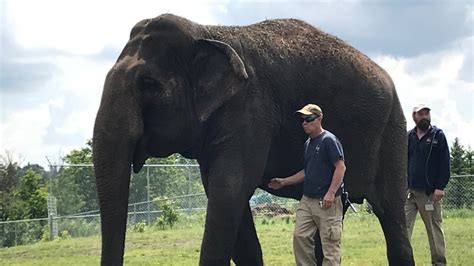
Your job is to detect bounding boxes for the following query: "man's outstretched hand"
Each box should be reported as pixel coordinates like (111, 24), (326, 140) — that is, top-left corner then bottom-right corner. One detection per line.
(268, 178), (286, 190)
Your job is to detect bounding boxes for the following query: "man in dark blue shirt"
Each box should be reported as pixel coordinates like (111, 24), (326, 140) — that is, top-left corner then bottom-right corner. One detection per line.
(405, 104), (450, 266)
(269, 104), (346, 266)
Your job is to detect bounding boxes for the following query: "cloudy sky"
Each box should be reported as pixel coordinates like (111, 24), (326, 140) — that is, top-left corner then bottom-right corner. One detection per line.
(1, 0), (473, 167)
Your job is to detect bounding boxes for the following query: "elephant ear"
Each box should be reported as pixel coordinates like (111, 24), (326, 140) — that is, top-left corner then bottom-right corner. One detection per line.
(192, 39), (249, 122)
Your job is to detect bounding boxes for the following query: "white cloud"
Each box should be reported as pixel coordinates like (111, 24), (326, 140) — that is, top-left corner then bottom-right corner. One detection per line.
(0, 101), (53, 166)
(374, 36), (474, 148)
(1, 0), (473, 167)
(0, 97), (93, 167)
(0, 51), (112, 167)
(5, 0), (220, 55)
(440, 99), (474, 149)
(217, 4), (228, 14)
(2, 0), (222, 167)
(466, 3), (474, 24)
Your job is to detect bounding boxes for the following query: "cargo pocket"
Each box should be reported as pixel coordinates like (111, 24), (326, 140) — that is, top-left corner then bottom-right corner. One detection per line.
(432, 201), (443, 222)
(329, 224), (342, 242)
(322, 216), (342, 242)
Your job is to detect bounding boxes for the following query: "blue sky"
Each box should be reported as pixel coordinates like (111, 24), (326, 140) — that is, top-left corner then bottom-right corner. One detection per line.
(1, 0), (473, 167)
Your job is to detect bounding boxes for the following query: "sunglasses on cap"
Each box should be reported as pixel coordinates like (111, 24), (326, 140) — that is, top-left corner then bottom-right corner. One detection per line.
(300, 115), (318, 123)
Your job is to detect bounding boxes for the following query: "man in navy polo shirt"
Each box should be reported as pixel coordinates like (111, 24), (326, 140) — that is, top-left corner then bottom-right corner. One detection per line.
(405, 104), (450, 266)
(269, 104), (346, 266)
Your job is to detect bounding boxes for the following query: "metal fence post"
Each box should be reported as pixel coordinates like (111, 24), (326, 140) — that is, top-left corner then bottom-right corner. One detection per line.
(49, 214), (54, 241)
(133, 203), (137, 223)
(187, 165), (192, 212)
(147, 166), (150, 225)
(14, 222), (17, 246)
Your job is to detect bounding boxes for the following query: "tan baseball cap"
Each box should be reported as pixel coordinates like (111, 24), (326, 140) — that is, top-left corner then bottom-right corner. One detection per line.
(295, 104), (323, 117)
(412, 104), (431, 113)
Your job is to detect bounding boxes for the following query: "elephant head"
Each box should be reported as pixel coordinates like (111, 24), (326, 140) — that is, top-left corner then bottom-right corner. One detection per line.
(93, 14), (248, 265)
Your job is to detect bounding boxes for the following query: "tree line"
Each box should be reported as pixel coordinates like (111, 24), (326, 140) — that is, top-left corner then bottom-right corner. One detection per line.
(1, 140), (203, 223)
(1, 137), (473, 223)
(445, 138), (474, 208)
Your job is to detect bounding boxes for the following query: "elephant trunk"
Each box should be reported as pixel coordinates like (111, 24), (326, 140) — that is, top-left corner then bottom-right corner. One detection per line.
(93, 140), (131, 266)
(93, 70), (143, 265)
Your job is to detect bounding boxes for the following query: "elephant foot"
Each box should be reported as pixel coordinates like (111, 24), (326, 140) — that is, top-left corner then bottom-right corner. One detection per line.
(199, 258), (231, 266)
(232, 257), (264, 266)
(388, 257), (415, 266)
(199, 257), (263, 266)
(101, 258), (124, 266)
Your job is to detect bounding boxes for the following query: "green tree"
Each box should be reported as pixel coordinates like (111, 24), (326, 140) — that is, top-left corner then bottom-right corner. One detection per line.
(129, 154), (202, 211)
(1, 168), (48, 247)
(51, 140), (201, 215)
(147, 155), (202, 198)
(451, 138), (467, 175)
(446, 138), (471, 208)
(64, 140), (96, 212)
(53, 167), (87, 215)
(0, 152), (21, 221)
(464, 147), (474, 175)
(64, 139), (93, 164)
(9, 170), (48, 220)
(462, 147), (474, 208)
(154, 198), (178, 229)
(1, 153), (50, 247)
(52, 140), (97, 215)
(18, 164), (47, 186)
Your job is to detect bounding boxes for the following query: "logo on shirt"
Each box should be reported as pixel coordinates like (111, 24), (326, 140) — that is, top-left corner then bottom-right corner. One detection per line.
(315, 144), (321, 154)
(426, 138), (438, 145)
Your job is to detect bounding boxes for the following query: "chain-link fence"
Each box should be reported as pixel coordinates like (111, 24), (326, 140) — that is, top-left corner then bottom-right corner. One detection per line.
(1, 164), (472, 248)
(443, 174), (473, 209)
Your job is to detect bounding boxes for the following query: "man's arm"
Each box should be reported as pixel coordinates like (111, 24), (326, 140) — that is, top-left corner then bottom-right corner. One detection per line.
(268, 170), (305, 190)
(433, 131), (451, 202)
(322, 159), (346, 209)
(435, 131), (451, 190)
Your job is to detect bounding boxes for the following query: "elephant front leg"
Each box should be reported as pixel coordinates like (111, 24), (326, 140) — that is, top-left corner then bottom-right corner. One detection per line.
(199, 189), (250, 266)
(313, 230), (324, 266)
(198, 124), (272, 265)
(232, 204), (263, 265)
(198, 158), (264, 265)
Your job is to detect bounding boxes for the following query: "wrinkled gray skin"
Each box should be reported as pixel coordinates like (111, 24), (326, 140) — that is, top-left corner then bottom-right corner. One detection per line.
(93, 14), (414, 265)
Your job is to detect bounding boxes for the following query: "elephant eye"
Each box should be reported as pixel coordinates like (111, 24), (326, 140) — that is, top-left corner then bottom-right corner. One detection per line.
(138, 76), (161, 93)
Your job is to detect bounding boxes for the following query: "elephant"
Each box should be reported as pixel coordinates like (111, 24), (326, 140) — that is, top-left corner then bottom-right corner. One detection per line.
(93, 13), (414, 265)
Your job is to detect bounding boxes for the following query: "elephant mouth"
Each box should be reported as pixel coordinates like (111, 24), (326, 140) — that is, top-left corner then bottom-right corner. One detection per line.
(132, 132), (200, 169)
(180, 146), (199, 159)
(131, 133), (172, 173)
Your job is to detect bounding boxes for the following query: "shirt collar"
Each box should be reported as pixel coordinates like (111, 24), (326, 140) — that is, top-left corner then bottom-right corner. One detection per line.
(410, 125), (434, 139)
(309, 130), (326, 141)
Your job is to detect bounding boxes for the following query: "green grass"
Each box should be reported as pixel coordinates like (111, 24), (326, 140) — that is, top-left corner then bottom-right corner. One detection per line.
(1, 211), (473, 265)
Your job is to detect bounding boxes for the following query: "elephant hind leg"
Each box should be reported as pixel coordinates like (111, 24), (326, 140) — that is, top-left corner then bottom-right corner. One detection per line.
(231, 204), (263, 266)
(366, 189), (414, 266)
(313, 230), (323, 266)
(366, 108), (414, 266)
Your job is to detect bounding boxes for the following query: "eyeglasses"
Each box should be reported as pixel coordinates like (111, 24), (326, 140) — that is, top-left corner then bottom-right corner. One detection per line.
(301, 115), (318, 123)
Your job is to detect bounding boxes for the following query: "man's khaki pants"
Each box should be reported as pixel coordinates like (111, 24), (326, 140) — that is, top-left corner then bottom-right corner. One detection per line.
(405, 189), (447, 266)
(293, 195), (343, 266)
